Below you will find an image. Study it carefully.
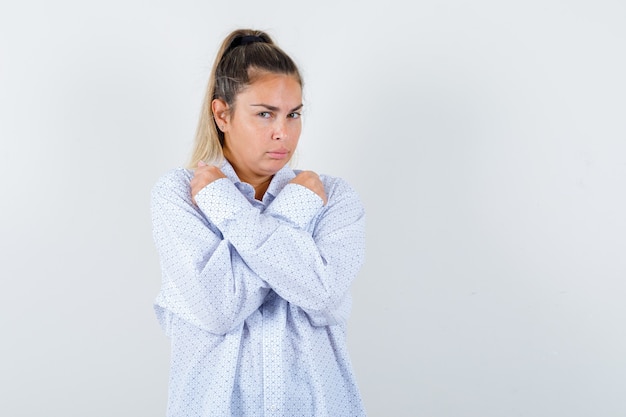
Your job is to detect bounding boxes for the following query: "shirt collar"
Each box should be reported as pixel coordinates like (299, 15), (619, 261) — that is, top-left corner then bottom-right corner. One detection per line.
(219, 159), (296, 198)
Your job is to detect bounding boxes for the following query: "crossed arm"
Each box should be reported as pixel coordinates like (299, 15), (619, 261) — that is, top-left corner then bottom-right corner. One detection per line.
(151, 167), (365, 335)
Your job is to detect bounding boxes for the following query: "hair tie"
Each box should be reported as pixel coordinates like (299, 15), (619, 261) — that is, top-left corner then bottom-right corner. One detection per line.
(231, 35), (265, 48)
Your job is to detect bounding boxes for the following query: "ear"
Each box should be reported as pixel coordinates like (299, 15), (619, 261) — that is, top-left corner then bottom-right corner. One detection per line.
(212, 99), (230, 132)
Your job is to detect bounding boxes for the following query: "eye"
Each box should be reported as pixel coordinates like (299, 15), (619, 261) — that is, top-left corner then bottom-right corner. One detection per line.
(258, 111), (271, 118)
(288, 112), (302, 119)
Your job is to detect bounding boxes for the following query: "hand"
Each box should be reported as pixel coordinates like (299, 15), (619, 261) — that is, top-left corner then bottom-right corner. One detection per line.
(191, 161), (227, 204)
(290, 171), (327, 205)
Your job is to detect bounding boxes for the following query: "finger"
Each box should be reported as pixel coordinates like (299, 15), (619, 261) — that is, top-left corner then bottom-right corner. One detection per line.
(197, 160), (207, 167)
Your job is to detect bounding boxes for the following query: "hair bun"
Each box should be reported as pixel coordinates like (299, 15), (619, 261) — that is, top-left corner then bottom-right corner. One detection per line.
(231, 35), (266, 48)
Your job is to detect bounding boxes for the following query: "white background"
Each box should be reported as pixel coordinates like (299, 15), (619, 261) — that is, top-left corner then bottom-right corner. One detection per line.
(1, 1), (625, 416)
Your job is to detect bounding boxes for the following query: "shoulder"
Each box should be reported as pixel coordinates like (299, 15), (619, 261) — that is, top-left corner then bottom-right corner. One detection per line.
(153, 167), (192, 190)
(151, 167), (194, 203)
(311, 173), (365, 231)
(313, 172), (365, 216)
(293, 169), (354, 193)
(318, 173), (361, 201)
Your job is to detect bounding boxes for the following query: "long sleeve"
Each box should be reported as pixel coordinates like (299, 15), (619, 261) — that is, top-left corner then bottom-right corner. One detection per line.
(153, 165), (368, 417)
(195, 174), (366, 326)
(151, 169), (271, 335)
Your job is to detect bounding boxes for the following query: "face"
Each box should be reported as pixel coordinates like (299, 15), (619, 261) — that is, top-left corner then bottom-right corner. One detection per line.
(216, 72), (303, 185)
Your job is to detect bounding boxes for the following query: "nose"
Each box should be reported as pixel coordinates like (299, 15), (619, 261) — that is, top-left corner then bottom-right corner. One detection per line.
(272, 119), (287, 140)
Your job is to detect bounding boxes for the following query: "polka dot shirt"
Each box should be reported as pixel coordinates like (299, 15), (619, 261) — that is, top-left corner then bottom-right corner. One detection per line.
(151, 160), (367, 416)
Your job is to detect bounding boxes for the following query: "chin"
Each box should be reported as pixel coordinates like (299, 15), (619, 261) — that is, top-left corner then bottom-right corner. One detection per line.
(267, 158), (290, 168)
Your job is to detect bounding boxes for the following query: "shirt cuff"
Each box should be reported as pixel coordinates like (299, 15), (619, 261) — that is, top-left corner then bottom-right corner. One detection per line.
(194, 178), (251, 230)
(265, 183), (324, 230)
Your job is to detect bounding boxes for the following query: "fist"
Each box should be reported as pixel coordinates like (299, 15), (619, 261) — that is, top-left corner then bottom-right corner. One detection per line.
(290, 171), (327, 205)
(191, 161), (227, 203)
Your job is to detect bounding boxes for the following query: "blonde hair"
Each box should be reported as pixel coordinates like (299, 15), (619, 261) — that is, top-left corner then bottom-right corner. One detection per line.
(188, 29), (303, 168)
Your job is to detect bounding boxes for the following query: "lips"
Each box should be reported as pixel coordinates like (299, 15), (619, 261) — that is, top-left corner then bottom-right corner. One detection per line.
(267, 149), (290, 159)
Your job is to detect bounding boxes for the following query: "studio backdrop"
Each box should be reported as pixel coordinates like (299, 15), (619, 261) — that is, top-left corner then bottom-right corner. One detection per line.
(1, 1), (625, 416)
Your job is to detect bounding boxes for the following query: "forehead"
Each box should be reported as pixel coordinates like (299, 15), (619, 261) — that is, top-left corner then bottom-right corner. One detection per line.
(237, 72), (302, 106)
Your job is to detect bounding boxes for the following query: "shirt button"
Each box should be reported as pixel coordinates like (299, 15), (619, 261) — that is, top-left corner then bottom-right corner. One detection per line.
(268, 404), (279, 412)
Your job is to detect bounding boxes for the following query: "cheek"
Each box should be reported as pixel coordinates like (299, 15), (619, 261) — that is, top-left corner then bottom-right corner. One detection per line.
(289, 123), (302, 138)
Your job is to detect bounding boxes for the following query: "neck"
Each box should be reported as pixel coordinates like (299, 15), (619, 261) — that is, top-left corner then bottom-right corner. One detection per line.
(234, 170), (272, 200)
(223, 157), (273, 200)
(250, 176), (272, 200)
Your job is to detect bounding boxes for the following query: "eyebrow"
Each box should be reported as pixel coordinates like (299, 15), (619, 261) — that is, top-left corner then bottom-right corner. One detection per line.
(250, 103), (303, 112)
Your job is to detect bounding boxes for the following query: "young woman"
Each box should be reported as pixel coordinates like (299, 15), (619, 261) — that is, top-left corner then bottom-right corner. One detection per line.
(151, 28), (367, 416)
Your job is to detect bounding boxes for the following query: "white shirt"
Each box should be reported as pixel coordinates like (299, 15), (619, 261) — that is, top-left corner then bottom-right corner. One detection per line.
(151, 160), (367, 416)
